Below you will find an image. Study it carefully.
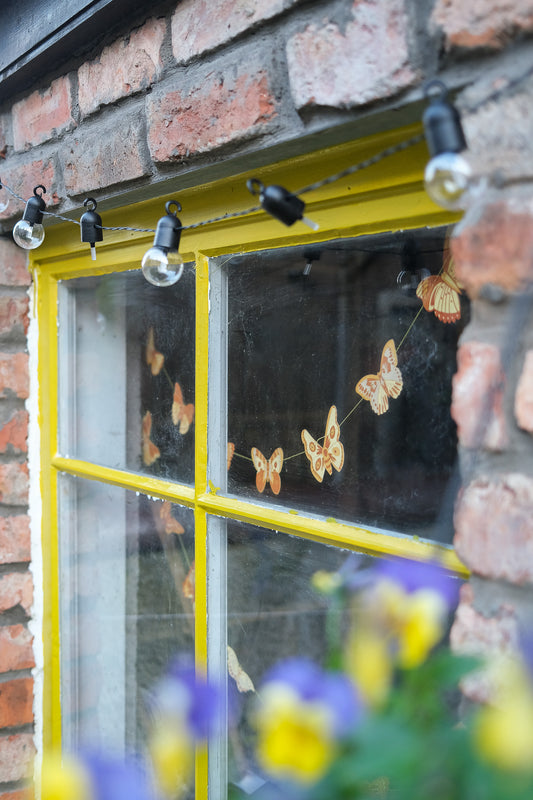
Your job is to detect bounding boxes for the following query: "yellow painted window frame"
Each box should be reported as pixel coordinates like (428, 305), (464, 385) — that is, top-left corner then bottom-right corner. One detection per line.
(31, 122), (467, 793)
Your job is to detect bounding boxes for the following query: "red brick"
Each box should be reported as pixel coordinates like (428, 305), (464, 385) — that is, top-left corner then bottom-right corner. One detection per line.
(432, 0), (533, 50)
(0, 572), (32, 615)
(171, 0), (302, 63)
(0, 791), (30, 800)
(0, 678), (33, 728)
(515, 350), (533, 434)
(0, 353), (29, 399)
(0, 411), (28, 455)
(0, 734), (35, 782)
(63, 117), (148, 195)
(79, 18), (166, 118)
(454, 473), (533, 584)
(451, 341), (507, 451)
(0, 463), (29, 506)
(12, 76), (75, 151)
(0, 516), (30, 564)
(0, 625), (34, 673)
(0, 239), (30, 287)
(147, 70), (276, 163)
(286, 0), (417, 110)
(0, 297), (29, 338)
(452, 194), (533, 295)
(0, 158), (59, 222)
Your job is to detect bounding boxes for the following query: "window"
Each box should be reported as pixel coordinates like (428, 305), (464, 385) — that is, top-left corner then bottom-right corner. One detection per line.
(34, 125), (467, 797)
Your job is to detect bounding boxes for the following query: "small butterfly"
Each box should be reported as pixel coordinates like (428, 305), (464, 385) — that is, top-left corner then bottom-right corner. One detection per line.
(416, 250), (463, 323)
(251, 447), (284, 495)
(227, 646), (255, 694)
(172, 382), (195, 433)
(145, 327), (164, 375)
(142, 410), (160, 465)
(182, 561), (195, 605)
(301, 405), (344, 483)
(355, 339), (403, 415)
(227, 442), (235, 471)
(160, 500), (185, 535)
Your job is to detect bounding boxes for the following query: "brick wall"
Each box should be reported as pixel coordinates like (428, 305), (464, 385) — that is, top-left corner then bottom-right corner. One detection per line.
(0, 0), (533, 790)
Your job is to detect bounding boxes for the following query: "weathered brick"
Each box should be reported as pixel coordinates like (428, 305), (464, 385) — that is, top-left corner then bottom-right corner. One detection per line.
(432, 0), (533, 50)
(147, 70), (276, 163)
(452, 191), (533, 296)
(171, 0), (301, 63)
(0, 734), (35, 782)
(515, 350), (533, 434)
(0, 678), (33, 728)
(454, 473), (533, 584)
(0, 158), (59, 221)
(0, 791), (30, 800)
(0, 572), (32, 614)
(0, 410), (28, 454)
(286, 0), (417, 110)
(0, 516), (30, 564)
(0, 625), (34, 673)
(0, 463), (29, 506)
(0, 353), (28, 399)
(0, 239), (30, 287)
(63, 116), (149, 195)
(0, 516), (30, 565)
(451, 341), (507, 451)
(12, 76), (75, 150)
(79, 18), (166, 118)
(0, 297), (29, 338)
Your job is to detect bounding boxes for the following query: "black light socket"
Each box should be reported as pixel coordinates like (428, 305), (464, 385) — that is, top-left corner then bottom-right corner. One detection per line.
(423, 80), (467, 158)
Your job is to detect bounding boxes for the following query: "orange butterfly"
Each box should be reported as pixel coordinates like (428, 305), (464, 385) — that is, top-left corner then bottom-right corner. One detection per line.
(416, 250), (463, 323)
(301, 405), (344, 483)
(142, 410), (160, 465)
(356, 339), (403, 415)
(172, 382), (195, 433)
(251, 447), (284, 495)
(146, 327), (164, 375)
(183, 561), (195, 604)
(227, 442), (235, 471)
(160, 500), (185, 535)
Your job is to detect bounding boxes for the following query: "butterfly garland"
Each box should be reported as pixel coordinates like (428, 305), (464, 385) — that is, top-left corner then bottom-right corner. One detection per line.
(143, 244), (461, 493)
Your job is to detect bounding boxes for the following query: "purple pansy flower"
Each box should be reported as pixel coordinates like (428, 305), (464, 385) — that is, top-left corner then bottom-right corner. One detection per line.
(81, 752), (154, 800)
(154, 655), (222, 740)
(376, 557), (460, 608)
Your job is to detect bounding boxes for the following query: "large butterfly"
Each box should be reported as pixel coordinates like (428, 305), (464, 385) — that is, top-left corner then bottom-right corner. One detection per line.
(301, 405), (344, 483)
(356, 339), (403, 415)
(142, 410), (160, 465)
(172, 382), (195, 433)
(145, 327), (164, 375)
(251, 447), (284, 495)
(416, 250), (463, 323)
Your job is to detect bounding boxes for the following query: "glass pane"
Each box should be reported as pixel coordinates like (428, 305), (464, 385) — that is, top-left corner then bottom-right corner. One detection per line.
(58, 268), (195, 484)
(225, 228), (468, 543)
(59, 475), (195, 754)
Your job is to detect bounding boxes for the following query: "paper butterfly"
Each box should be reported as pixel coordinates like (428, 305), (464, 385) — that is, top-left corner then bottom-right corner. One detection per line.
(160, 500), (185, 535)
(227, 646), (255, 694)
(416, 250), (463, 323)
(251, 447), (284, 495)
(145, 327), (164, 375)
(172, 382), (195, 433)
(301, 405), (344, 483)
(355, 339), (403, 415)
(227, 442), (235, 471)
(142, 410), (160, 465)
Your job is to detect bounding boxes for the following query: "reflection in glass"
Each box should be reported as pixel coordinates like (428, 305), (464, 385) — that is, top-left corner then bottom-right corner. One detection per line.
(58, 268), (195, 484)
(58, 475), (194, 754)
(225, 228), (469, 543)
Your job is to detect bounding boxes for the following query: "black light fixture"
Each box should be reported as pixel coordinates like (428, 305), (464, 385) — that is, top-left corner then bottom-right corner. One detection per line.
(12, 185), (46, 250)
(247, 178), (318, 230)
(80, 198), (103, 261)
(142, 200), (184, 287)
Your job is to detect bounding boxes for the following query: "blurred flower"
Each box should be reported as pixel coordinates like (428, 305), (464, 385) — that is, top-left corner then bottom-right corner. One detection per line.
(311, 569), (342, 595)
(40, 751), (153, 800)
(253, 658), (361, 784)
(345, 626), (393, 708)
(40, 752), (91, 800)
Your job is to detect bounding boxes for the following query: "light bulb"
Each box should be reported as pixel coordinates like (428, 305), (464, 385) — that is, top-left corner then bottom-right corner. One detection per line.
(424, 152), (473, 211)
(12, 219), (45, 249)
(142, 247), (184, 287)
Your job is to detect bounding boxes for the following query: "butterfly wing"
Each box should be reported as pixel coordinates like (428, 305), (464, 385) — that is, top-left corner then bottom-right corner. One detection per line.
(146, 328), (164, 375)
(182, 561), (195, 604)
(179, 403), (195, 435)
(323, 405), (344, 474)
(160, 501), (185, 535)
(227, 442), (235, 471)
(142, 411), (160, 465)
(267, 448), (284, 495)
(380, 339), (403, 400)
(356, 373), (389, 415)
(251, 447), (268, 493)
(301, 429), (326, 482)
(416, 266), (461, 324)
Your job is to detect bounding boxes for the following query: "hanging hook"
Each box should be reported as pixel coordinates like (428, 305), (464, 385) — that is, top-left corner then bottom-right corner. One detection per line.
(84, 197), (98, 211)
(165, 200), (182, 216)
(33, 185), (47, 198)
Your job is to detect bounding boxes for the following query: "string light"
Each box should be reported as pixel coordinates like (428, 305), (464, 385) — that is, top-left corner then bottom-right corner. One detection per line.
(247, 178), (319, 230)
(80, 198), (103, 261)
(141, 200), (184, 287)
(12, 185), (47, 250)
